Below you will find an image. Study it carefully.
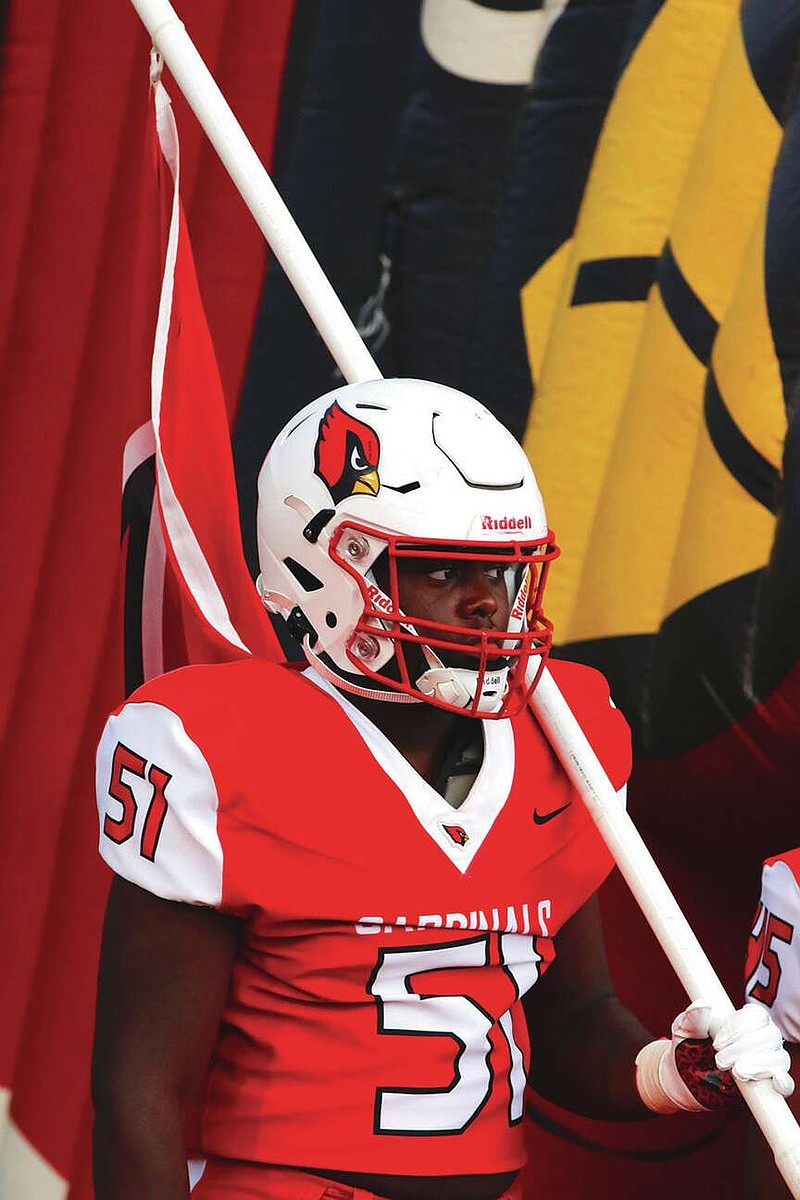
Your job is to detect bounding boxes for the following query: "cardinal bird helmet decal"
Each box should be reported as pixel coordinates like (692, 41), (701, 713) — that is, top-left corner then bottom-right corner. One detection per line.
(256, 379), (558, 718)
(314, 402), (381, 503)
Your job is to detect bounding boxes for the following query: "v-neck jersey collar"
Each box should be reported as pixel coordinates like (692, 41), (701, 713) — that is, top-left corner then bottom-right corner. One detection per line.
(301, 668), (516, 873)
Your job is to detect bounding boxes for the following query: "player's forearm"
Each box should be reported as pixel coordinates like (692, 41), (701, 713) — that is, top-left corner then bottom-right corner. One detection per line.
(528, 992), (653, 1119)
(92, 1093), (190, 1200)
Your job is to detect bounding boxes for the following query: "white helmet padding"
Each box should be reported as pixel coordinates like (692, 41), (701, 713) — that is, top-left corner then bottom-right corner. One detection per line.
(256, 379), (558, 717)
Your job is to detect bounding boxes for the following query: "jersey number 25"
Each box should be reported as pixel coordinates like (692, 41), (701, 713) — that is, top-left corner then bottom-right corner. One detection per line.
(747, 902), (794, 1008)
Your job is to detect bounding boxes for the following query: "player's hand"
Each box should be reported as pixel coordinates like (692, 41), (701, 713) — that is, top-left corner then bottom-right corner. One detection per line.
(636, 1000), (793, 1113)
(712, 1003), (794, 1096)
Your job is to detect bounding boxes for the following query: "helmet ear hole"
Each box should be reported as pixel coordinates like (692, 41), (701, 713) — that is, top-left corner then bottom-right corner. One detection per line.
(286, 606), (318, 647)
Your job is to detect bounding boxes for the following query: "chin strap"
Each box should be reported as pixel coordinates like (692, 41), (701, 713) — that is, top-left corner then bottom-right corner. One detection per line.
(303, 633), (508, 714)
(304, 640), (421, 704)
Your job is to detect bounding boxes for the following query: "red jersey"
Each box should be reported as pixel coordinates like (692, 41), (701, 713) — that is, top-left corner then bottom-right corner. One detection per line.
(96, 658), (630, 1175)
(745, 848), (800, 1042)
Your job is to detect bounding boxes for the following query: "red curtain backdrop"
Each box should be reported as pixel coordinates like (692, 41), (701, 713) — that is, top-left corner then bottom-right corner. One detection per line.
(0, 2), (293, 1191)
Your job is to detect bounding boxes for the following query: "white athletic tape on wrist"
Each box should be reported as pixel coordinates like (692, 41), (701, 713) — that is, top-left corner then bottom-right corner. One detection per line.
(635, 1040), (679, 1114)
(635, 1038), (705, 1114)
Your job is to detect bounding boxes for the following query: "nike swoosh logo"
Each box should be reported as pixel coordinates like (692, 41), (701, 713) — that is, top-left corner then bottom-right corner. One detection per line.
(533, 802), (572, 825)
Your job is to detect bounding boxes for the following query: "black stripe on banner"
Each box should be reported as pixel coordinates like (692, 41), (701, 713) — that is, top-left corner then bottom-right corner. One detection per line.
(474, 1), (545, 10)
(740, 1), (800, 126)
(705, 367), (781, 514)
(570, 256), (658, 306)
(657, 240), (718, 365)
(121, 454), (157, 697)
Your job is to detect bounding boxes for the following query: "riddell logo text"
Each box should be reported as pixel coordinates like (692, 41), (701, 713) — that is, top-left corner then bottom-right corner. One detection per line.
(481, 515), (532, 531)
(510, 580), (530, 621)
(366, 583), (392, 613)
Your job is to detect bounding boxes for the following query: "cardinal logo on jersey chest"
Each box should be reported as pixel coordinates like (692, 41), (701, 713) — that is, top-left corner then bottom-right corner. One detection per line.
(442, 824), (470, 847)
(314, 402), (381, 504)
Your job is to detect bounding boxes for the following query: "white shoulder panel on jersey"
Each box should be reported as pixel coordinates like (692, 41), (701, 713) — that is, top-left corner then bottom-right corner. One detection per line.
(95, 701), (223, 906)
(747, 859), (800, 1042)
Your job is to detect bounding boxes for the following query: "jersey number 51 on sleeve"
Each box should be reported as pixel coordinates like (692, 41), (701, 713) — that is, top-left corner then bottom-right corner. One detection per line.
(103, 741), (171, 862)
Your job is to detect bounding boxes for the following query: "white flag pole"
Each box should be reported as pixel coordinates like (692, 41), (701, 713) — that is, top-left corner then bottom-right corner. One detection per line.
(530, 667), (800, 1192)
(129, 1), (380, 388)
(126, 0), (800, 1190)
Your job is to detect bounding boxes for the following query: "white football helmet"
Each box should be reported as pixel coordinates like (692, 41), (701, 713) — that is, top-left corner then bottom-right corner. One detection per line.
(256, 378), (557, 717)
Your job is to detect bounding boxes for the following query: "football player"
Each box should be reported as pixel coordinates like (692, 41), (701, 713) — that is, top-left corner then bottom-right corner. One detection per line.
(745, 848), (800, 1196)
(92, 379), (792, 1200)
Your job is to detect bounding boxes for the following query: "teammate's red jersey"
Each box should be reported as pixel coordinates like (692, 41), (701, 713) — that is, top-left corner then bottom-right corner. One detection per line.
(96, 658), (630, 1176)
(745, 848), (800, 1042)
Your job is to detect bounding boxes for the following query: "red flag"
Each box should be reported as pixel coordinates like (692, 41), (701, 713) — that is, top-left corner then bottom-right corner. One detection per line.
(125, 66), (284, 680)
